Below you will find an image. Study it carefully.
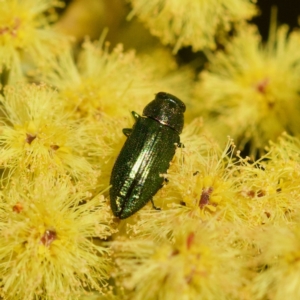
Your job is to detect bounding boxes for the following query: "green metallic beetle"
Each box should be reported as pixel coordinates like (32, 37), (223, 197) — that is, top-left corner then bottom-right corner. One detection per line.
(110, 92), (185, 219)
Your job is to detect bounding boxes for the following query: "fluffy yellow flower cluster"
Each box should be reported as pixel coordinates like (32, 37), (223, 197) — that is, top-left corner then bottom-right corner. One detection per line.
(128, 0), (258, 52)
(193, 22), (300, 155)
(0, 0), (67, 82)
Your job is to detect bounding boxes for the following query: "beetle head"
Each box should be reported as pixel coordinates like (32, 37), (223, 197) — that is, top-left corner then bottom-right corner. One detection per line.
(143, 92), (185, 133)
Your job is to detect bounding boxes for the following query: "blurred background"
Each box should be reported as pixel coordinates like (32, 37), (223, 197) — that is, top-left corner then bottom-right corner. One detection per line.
(56, 0), (300, 62)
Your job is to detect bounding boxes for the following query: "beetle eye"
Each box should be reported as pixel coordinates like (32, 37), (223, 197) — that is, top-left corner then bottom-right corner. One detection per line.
(155, 92), (186, 112)
(156, 92), (168, 98)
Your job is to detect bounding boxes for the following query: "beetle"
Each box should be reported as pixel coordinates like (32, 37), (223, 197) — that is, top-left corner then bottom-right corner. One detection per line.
(110, 92), (185, 219)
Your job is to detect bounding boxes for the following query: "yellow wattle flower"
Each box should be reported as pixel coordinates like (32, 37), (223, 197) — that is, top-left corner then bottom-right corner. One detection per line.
(0, 175), (115, 300)
(0, 0), (67, 82)
(112, 221), (247, 300)
(0, 83), (96, 185)
(128, 0), (257, 52)
(193, 23), (300, 155)
(39, 38), (191, 121)
(252, 224), (300, 300)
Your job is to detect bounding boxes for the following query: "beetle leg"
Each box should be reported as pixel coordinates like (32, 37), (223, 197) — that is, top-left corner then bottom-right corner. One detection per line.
(122, 112), (140, 137)
(151, 198), (161, 211)
(122, 128), (132, 137)
(177, 142), (185, 148)
(131, 111), (140, 120)
(159, 174), (169, 186)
